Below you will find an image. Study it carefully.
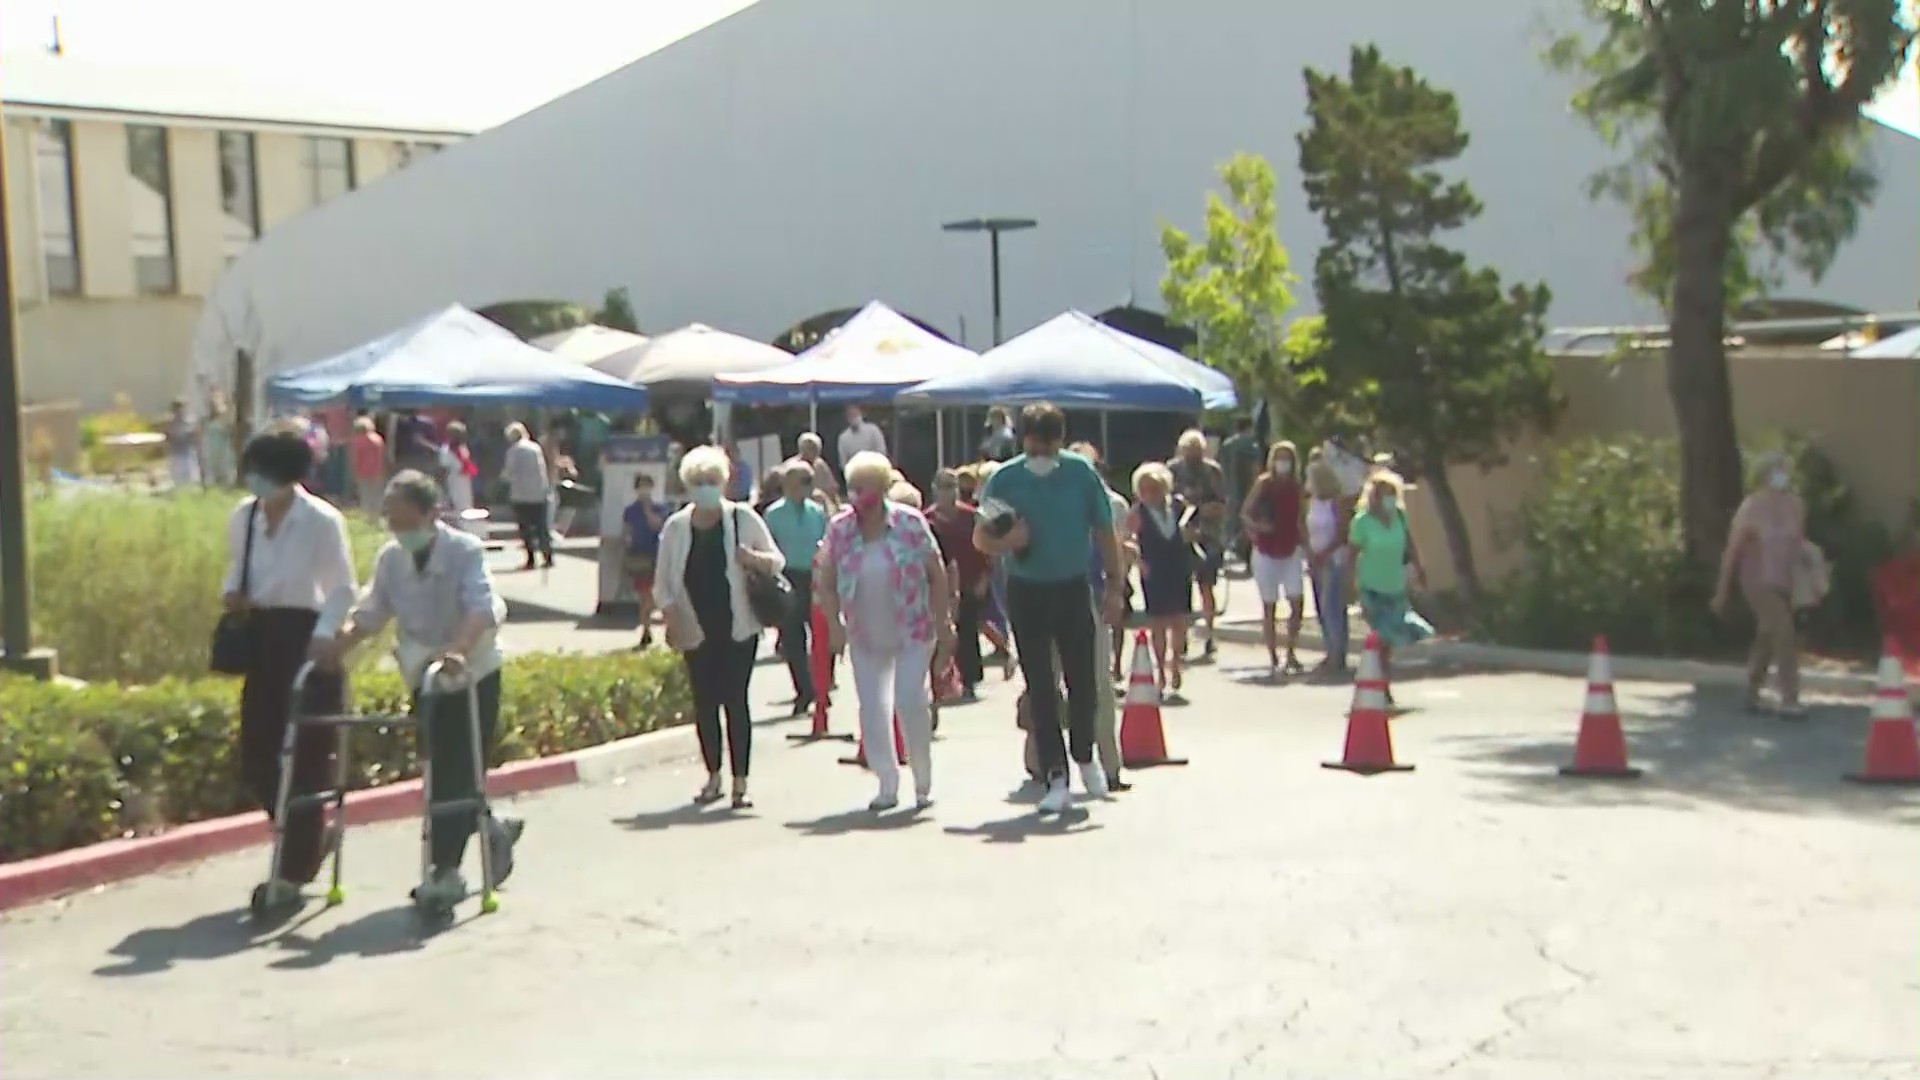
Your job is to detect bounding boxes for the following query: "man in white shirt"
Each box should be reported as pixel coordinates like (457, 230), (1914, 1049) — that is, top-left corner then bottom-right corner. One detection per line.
(313, 469), (522, 910)
(836, 405), (887, 471)
(788, 431), (841, 504)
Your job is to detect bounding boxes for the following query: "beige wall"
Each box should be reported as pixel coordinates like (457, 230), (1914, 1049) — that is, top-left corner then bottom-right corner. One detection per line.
(2, 115), (459, 412)
(1407, 351), (1920, 595)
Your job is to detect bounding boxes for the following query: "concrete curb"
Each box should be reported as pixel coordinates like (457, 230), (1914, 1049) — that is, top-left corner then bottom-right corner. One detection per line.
(1210, 623), (1877, 695)
(0, 724), (700, 913)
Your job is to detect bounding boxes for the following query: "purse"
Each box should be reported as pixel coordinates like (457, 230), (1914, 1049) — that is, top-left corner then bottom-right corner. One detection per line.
(733, 508), (794, 629)
(209, 500), (259, 675)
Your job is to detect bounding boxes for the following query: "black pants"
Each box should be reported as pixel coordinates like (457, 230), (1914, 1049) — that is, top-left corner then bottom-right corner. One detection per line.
(413, 671), (503, 873)
(955, 588), (985, 690)
(685, 634), (758, 777)
(511, 501), (553, 564)
(239, 608), (345, 885)
(780, 570), (815, 704)
(1007, 577), (1100, 776)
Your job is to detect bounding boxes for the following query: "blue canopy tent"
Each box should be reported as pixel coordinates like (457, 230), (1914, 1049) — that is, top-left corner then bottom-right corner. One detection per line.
(896, 310), (1237, 411)
(265, 304), (652, 411)
(710, 300), (978, 406)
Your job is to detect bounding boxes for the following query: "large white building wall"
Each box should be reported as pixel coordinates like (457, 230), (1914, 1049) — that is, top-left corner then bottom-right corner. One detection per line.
(194, 0), (1920, 387)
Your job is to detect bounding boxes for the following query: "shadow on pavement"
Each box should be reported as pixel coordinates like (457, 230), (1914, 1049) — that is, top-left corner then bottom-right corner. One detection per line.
(611, 804), (758, 831)
(784, 807), (933, 836)
(942, 807), (1101, 844)
(1442, 684), (1920, 823)
(267, 904), (433, 969)
(93, 907), (266, 977)
(502, 596), (584, 625)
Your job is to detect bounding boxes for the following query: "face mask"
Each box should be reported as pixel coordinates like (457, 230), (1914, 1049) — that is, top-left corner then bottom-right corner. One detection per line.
(1276, 462), (1294, 478)
(690, 484), (723, 510)
(1026, 455), (1058, 478)
(853, 489), (883, 512)
(1380, 496), (1399, 516)
(245, 474), (283, 499)
(935, 488), (958, 504)
(394, 527), (435, 553)
(1768, 470), (1790, 491)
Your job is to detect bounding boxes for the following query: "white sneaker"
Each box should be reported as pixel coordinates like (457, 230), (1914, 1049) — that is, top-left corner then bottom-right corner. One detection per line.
(1037, 775), (1071, 814)
(1078, 761), (1110, 800)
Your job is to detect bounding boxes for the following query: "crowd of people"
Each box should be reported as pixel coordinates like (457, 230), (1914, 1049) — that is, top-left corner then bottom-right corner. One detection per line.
(205, 394), (1824, 907)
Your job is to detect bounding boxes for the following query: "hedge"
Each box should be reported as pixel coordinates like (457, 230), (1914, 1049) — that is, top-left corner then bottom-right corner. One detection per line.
(0, 649), (690, 863)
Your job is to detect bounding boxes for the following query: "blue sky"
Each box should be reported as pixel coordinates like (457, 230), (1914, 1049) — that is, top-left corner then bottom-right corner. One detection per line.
(0, 0), (759, 129)
(1, 0), (1912, 135)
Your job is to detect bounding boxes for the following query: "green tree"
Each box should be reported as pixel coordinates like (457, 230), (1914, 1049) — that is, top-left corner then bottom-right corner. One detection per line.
(596, 286), (641, 333)
(1298, 45), (1563, 602)
(1159, 153), (1322, 427)
(476, 300), (591, 341)
(1546, 1), (1914, 564)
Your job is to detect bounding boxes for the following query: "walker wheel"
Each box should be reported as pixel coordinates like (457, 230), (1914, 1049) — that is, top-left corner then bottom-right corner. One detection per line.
(324, 886), (346, 907)
(249, 883), (271, 920)
(479, 893), (500, 915)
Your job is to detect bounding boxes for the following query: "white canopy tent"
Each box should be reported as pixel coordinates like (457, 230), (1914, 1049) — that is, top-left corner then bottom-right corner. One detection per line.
(590, 323), (796, 396)
(531, 324), (649, 365)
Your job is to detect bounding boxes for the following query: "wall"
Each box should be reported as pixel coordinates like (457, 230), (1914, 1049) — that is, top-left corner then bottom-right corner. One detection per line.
(2, 116), (454, 412)
(1406, 351), (1920, 595)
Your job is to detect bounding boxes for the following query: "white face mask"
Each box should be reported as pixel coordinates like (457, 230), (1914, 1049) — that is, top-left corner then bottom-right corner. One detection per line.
(1768, 469), (1790, 491)
(1276, 462), (1294, 478)
(1026, 455), (1058, 478)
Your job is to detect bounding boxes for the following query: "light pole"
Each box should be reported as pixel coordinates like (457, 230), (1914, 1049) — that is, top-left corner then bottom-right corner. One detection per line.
(941, 217), (1037, 347)
(0, 107), (57, 678)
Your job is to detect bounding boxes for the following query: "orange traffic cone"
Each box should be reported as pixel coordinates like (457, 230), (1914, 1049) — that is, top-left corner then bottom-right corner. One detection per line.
(789, 606), (855, 744)
(1322, 632), (1413, 775)
(839, 711), (908, 768)
(1559, 636), (1642, 779)
(1845, 645), (1920, 786)
(1120, 630), (1188, 768)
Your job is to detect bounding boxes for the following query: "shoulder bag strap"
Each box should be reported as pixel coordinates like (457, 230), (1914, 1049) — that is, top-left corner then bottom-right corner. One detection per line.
(239, 500), (259, 601)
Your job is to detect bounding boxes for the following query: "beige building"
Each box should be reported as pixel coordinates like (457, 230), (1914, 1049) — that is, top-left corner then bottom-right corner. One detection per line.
(2, 53), (471, 412)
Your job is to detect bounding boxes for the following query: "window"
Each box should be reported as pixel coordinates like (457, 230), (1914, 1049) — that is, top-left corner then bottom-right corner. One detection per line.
(33, 119), (79, 294)
(126, 124), (176, 292)
(303, 136), (354, 203)
(217, 131), (259, 262)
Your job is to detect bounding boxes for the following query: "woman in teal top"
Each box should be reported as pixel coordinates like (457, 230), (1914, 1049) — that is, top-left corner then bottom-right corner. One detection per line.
(1347, 469), (1432, 701)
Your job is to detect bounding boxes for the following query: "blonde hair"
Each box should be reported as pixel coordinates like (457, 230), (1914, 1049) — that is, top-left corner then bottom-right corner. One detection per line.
(1131, 461), (1174, 497)
(888, 481), (922, 508)
(678, 444), (731, 488)
(844, 450), (896, 492)
(1176, 428), (1208, 455)
(1749, 450), (1790, 489)
(1306, 459), (1342, 500)
(504, 422), (529, 442)
(352, 416), (375, 434)
(1267, 439), (1300, 475)
(1357, 469), (1406, 515)
(797, 431), (823, 453)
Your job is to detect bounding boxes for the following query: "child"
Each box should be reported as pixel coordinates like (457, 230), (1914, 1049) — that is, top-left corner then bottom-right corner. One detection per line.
(620, 473), (668, 648)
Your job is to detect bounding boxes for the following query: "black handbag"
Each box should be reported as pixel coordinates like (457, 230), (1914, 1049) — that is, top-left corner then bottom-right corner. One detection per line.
(733, 508), (793, 628)
(209, 501), (258, 675)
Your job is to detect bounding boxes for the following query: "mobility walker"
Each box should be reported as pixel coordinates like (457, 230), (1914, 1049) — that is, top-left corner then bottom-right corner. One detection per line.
(249, 658), (503, 924)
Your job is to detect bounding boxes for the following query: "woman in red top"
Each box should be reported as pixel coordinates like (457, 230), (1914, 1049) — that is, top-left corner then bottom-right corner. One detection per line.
(1240, 441), (1309, 676)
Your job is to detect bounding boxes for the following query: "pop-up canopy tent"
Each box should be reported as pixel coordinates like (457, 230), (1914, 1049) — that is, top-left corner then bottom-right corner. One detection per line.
(531, 324), (650, 366)
(710, 300), (978, 405)
(265, 304), (651, 411)
(590, 323), (795, 396)
(896, 310), (1237, 411)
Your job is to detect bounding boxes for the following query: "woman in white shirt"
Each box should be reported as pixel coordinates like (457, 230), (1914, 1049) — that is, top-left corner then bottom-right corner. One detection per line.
(653, 445), (786, 809)
(220, 428), (360, 894)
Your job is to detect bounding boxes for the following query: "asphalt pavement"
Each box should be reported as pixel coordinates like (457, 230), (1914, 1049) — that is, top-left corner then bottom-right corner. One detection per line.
(3, 637), (1914, 1080)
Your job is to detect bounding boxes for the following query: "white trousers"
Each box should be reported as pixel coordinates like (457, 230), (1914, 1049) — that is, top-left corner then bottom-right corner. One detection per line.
(848, 639), (935, 798)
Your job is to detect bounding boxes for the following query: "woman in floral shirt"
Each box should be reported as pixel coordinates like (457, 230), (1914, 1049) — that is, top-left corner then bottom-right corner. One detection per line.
(817, 451), (956, 813)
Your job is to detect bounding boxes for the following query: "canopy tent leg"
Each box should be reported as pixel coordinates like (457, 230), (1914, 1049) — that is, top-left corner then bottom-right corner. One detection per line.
(1100, 411), (1110, 456)
(936, 410), (945, 470)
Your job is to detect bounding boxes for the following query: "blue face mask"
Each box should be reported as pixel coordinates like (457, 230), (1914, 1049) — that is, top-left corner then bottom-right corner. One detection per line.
(690, 484), (723, 510)
(245, 474), (283, 499)
(1380, 496), (1399, 516)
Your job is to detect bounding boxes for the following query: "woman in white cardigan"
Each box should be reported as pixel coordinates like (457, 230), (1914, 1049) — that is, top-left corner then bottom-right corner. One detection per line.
(654, 444), (786, 808)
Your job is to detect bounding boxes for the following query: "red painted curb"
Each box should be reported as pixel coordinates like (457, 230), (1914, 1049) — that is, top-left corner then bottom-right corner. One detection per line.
(0, 753), (582, 913)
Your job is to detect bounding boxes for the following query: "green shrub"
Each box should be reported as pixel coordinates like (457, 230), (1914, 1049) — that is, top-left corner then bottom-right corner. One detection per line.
(1475, 434), (1892, 659)
(9, 490), (387, 685)
(0, 649), (690, 862)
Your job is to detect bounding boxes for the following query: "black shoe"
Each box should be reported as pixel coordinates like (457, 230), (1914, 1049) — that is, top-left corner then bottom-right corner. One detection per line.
(792, 697), (814, 718)
(639, 629), (654, 648)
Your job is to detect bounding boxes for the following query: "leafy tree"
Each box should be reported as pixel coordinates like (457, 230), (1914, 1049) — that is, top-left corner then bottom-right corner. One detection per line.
(476, 300), (591, 341)
(596, 287), (641, 333)
(1159, 153), (1323, 429)
(1547, 1), (1915, 564)
(1298, 45), (1563, 602)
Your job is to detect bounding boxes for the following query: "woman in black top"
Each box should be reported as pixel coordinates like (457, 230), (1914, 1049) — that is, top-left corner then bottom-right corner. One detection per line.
(653, 446), (786, 809)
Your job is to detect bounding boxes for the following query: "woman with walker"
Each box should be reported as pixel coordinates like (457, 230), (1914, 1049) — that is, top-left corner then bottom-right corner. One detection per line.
(312, 470), (522, 913)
